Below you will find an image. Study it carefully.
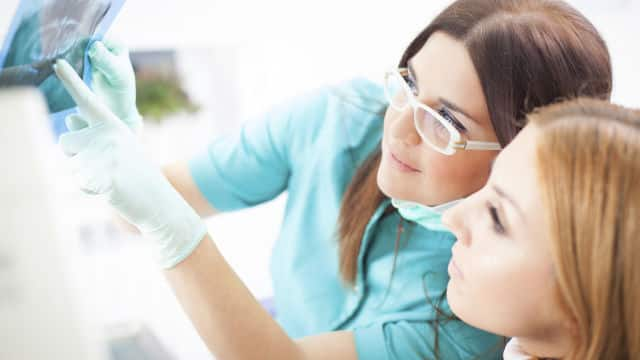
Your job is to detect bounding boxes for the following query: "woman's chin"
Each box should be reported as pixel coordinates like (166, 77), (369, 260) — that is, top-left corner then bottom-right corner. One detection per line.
(376, 168), (399, 198)
(377, 173), (417, 202)
(446, 282), (471, 325)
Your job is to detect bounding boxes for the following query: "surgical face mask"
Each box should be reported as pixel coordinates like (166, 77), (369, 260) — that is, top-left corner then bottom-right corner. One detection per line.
(391, 198), (461, 232)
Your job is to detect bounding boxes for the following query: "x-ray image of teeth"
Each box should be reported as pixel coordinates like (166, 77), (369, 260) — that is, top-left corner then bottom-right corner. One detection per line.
(0, 0), (120, 113)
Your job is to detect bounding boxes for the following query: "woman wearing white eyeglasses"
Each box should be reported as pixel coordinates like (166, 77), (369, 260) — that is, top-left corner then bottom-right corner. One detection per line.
(56, 0), (611, 359)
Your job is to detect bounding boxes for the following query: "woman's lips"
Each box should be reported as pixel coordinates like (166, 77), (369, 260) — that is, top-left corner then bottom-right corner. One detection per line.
(448, 258), (465, 280)
(389, 152), (421, 172)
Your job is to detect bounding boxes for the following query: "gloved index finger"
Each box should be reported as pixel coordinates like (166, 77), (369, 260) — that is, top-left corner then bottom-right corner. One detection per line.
(53, 59), (115, 127)
(54, 59), (97, 111)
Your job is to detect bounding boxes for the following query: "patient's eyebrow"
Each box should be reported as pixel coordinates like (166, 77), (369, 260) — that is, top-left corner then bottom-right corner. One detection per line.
(493, 185), (524, 219)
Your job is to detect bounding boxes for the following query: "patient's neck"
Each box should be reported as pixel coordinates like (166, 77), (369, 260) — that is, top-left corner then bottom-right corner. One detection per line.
(518, 329), (573, 359)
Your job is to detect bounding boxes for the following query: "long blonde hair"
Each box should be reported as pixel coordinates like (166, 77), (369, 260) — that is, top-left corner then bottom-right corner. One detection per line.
(531, 98), (640, 359)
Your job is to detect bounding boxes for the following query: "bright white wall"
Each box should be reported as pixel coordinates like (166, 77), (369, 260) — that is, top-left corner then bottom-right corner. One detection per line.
(3, 0), (637, 111)
(107, 0), (639, 110)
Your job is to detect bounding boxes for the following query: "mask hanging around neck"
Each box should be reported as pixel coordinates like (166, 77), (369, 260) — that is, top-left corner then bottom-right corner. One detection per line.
(391, 198), (461, 232)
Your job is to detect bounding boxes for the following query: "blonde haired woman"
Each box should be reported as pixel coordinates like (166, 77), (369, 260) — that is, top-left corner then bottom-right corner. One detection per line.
(443, 98), (640, 359)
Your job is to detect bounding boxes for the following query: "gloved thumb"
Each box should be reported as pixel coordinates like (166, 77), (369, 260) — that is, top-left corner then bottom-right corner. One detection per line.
(102, 39), (129, 57)
(88, 41), (122, 82)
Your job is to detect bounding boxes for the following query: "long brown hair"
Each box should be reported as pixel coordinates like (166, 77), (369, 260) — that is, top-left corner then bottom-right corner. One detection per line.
(532, 99), (640, 360)
(338, 0), (613, 284)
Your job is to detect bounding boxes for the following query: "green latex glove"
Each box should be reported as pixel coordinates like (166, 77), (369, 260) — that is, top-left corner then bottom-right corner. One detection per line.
(55, 59), (207, 268)
(88, 40), (143, 131)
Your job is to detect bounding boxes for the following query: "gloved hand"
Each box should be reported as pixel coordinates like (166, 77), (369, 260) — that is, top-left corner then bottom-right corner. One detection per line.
(55, 59), (207, 268)
(87, 40), (143, 131)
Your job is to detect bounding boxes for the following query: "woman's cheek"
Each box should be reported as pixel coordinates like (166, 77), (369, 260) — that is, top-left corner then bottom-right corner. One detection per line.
(438, 153), (492, 196)
(421, 151), (464, 181)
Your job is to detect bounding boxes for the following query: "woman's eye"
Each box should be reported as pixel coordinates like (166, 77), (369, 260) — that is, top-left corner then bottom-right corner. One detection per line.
(439, 108), (466, 132)
(403, 75), (418, 95)
(487, 203), (506, 234)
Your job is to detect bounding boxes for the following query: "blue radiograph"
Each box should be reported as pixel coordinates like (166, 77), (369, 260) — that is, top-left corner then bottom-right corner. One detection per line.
(0, 0), (126, 137)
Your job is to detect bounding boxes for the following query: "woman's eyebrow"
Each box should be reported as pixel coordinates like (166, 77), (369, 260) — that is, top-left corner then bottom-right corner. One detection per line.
(407, 60), (478, 126)
(407, 62), (419, 90)
(439, 97), (477, 124)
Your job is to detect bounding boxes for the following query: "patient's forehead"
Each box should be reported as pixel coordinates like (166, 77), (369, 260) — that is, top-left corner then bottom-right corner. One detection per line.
(493, 126), (542, 217)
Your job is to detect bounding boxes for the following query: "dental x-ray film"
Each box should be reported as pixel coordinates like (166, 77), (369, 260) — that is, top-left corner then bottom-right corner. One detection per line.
(0, 0), (126, 135)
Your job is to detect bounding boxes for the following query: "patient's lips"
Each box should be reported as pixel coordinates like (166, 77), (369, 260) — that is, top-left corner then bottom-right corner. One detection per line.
(448, 246), (465, 280)
(448, 258), (464, 280)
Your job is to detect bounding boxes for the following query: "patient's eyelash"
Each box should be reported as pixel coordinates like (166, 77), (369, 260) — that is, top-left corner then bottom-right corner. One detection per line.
(487, 202), (505, 234)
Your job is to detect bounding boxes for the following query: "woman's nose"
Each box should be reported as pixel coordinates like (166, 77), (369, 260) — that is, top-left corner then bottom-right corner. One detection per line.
(442, 202), (471, 246)
(389, 108), (421, 146)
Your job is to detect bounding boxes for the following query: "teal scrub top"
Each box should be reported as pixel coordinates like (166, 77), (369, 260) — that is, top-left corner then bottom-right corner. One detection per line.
(189, 78), (503, 359)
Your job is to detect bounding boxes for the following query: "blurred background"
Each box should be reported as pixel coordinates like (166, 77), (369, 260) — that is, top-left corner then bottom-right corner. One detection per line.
(0, 0), (638, 359)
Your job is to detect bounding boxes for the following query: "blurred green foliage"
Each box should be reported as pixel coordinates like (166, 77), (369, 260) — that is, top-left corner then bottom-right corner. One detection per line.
(135, 77), (199, 122)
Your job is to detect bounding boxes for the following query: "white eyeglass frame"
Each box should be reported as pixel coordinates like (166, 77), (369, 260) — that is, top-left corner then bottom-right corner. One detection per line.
(384, 68), (502, 155)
